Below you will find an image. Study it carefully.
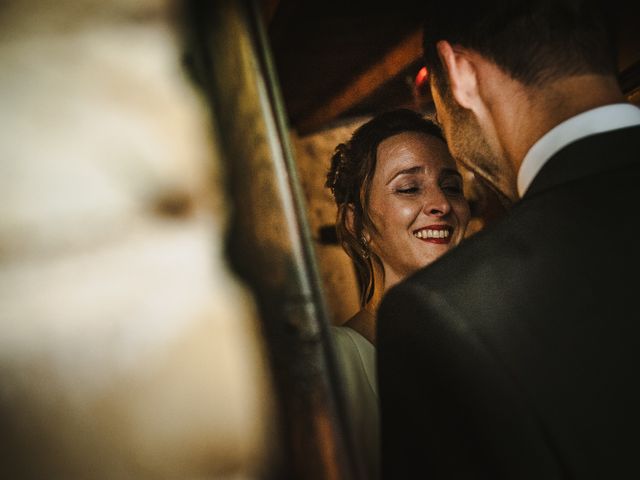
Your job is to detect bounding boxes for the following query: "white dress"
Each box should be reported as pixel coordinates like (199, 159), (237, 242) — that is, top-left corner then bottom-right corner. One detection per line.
(331, 326), (379, 480)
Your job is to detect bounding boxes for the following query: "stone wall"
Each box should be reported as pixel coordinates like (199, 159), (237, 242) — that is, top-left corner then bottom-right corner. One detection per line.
(291, 119), (365, 325)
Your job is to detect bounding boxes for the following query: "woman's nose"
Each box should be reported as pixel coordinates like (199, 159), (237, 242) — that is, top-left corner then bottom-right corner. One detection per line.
(423, 190), (451, 217)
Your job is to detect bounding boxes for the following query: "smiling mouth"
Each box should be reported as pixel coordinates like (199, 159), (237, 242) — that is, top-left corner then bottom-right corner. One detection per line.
(413, 226), (453, 244)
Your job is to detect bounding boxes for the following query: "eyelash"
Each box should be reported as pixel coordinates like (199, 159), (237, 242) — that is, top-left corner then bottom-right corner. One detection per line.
(395, 182), (463, 196)
(396, 186), (420, 194)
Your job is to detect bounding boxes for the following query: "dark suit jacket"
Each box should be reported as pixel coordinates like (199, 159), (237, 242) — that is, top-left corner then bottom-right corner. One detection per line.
(377, 125), (640, 479)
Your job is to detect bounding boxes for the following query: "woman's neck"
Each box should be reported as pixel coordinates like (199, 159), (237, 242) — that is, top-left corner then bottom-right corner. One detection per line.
(344, 307), (376, 345)
(343, 258), (386, 345)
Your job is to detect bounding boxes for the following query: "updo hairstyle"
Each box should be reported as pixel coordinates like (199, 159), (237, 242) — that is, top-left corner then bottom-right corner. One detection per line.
(325, 109), (445, 306)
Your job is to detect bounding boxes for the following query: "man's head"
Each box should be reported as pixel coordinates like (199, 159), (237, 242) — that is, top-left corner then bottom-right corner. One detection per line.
(422, 0), (617, 202)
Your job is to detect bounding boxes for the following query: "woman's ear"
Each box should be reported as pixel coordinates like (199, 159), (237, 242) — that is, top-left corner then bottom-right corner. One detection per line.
(345, 204), (370, 243)
(436, 40), (480, 111)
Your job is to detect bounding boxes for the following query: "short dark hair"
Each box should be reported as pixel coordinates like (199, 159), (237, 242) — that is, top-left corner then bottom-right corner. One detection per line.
(326, 108), (445, 306)
(423, 0), (617, 88)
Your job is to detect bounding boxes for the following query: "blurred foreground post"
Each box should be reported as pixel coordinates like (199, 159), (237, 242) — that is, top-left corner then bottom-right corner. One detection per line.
(184, 1), (357, 479)
(0, 0), (274, 477)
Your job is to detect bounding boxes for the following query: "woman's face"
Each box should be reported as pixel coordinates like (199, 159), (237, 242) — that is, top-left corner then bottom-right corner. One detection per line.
(365, 131), (470, 288)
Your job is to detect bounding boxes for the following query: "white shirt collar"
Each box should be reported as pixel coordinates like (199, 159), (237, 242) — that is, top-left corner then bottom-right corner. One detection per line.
(517, 103), (640, 197)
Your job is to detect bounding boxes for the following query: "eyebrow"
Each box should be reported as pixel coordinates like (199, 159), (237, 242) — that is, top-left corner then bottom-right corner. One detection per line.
(386, 166), (462, 185)
(386, 166), (422, 185)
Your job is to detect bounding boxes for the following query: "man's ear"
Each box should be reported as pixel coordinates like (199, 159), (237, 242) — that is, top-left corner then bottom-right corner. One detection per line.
(436, 40), (479, 111)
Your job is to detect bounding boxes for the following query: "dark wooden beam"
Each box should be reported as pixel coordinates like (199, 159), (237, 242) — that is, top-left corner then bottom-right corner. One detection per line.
(296, 29), (422, 134)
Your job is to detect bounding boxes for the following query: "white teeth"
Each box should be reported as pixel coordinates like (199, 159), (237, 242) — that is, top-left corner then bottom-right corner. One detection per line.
(414, 228), (451, 239)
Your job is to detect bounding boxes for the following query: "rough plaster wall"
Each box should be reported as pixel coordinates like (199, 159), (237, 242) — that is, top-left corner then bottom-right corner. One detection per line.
(291, 119), (367, 325)
(0, 1), (274, 478)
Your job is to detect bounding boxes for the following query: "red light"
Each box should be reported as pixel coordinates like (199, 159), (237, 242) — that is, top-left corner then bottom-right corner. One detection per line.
(415, 66), (429, 90)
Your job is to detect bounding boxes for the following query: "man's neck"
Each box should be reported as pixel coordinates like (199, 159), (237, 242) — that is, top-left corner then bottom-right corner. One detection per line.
(498, 74), (625, 179)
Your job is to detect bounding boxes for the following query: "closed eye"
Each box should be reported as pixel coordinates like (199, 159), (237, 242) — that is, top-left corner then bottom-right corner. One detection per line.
(442, 184), (463, 195)
(439, 171), (464, 195)
(396, 186), (420, 195)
